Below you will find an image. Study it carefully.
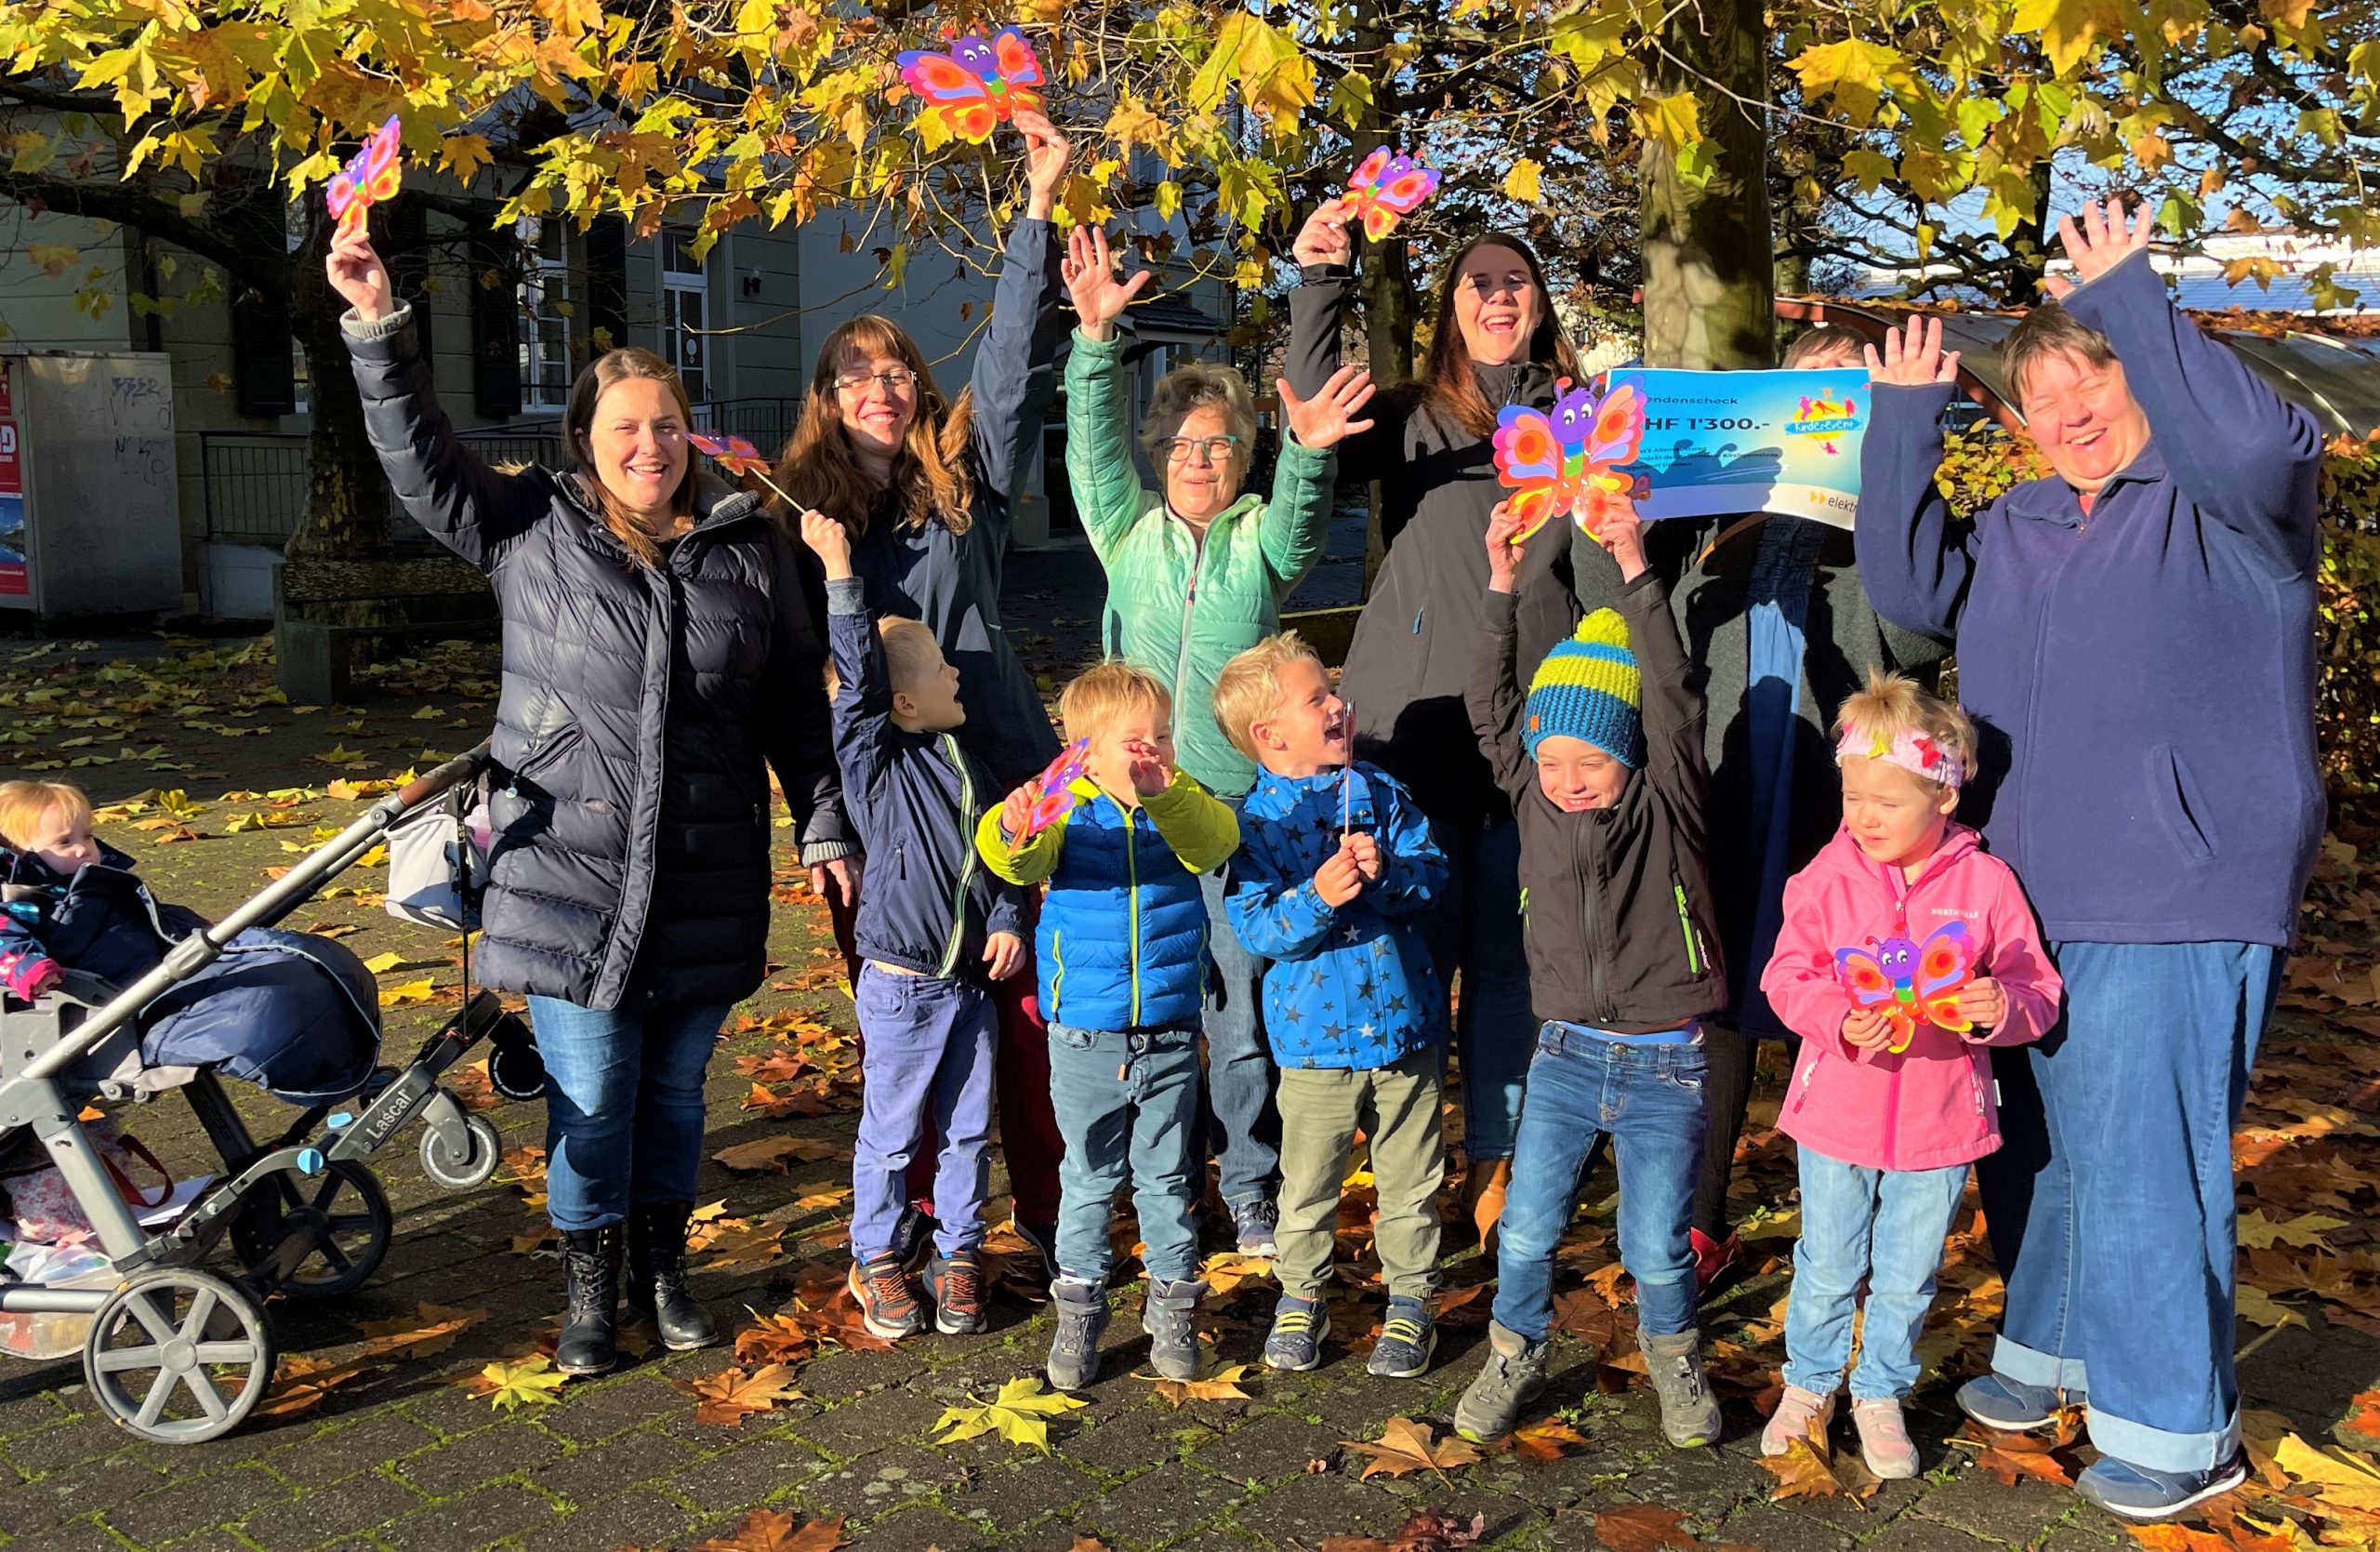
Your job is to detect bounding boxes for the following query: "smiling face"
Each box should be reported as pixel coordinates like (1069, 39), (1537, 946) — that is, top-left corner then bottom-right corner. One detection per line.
(1534, 734), (1630, 813)
(1082, 699), (1176, 802)
(17, 801), (99, 877)
(580, 377), (689, 521)
(2016, 349), (2151, 495)
(1162, 404), (1247, 524)
(834, 347), (920, 460)
(1250, 657), (1349, 778)
(1450, 242), (1543, 366)
(1840, 754), (1959, 872)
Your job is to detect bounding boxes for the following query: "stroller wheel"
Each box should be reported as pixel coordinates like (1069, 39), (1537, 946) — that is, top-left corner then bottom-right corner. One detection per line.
(231, 1161), (393, 1300)
(84, 1267), (274, 1445)
(420, 1112), (504, 1190)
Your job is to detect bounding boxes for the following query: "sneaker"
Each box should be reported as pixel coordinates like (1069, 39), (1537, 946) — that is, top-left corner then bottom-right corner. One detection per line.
(849, 1253), (926, 1341)
(1368, 1297), (1437, 1379)
(1453, 1320), (1548, 1443)
(1046, 1279), (1110, 1391)
(1957, 1371), (2074, 1431)
(1143, 1277), (1206, 1381)
(927, 1251), (987, 1336)
(1690, 1227), (1744, 1300)
(892, 1203), (938, 1273)
(1012, 1218), (1059, 1275)
(1852, 1398), (1921, 1479)
(2075, 1453), (2249, 1521)
(1642, 1328), (1724, 1448)
(1761, 1384), (1837, 1456)
(1232, 1200), (1280, 1259)
(1263, 1295), (1323, 1373)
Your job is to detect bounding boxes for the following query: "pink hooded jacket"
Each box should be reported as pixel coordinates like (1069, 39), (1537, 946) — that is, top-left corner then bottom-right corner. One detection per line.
(1761, 823), (2064, 1173)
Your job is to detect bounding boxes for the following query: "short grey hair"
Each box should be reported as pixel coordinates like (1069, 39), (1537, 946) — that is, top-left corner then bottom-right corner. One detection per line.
(2003, 302), (2119, 413)
(1140, 362), (1258, 466)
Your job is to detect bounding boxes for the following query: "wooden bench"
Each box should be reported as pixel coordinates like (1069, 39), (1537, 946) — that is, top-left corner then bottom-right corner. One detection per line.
(273, 556), (498, 704)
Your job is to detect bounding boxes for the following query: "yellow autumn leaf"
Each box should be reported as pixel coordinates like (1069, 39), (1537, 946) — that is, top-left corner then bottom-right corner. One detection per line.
(931, 1377), (1086, 1452)
(377, 978), (435, 1007)
(2273, 1434), (2380, 1510)
(2233, 1287), (2307, 1330)
(465, 1354), (568, 1411)
(1502, 158), (1543, 204)
(363, 951), (404, 974)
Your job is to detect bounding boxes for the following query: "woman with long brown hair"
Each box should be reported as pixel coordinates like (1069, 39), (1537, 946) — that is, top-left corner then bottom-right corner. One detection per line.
(1285, 213), (1591, 1245)
(774, 110), (1072, 1273)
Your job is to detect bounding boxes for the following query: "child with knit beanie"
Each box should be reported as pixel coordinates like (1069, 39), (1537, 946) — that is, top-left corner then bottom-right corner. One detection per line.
(1454, 497), (1730, 1451)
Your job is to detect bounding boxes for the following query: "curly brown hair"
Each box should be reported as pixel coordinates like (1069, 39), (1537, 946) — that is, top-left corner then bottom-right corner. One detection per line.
(773, 316), (979, 538)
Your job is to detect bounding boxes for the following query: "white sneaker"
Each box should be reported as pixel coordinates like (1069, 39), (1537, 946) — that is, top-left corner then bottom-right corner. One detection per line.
(1853, 1397), (1921, 1479)
(1761, 1384), (1836, 1456)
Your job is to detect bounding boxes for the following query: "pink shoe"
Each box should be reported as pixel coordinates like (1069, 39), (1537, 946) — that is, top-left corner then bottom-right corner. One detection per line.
(1853, 1398), (1921, 1479)
(1761, 1384), (1836, 1456)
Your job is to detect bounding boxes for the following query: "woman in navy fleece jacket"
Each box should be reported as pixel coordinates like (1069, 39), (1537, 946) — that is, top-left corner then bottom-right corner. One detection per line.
(1853, 199), (2323, 1522)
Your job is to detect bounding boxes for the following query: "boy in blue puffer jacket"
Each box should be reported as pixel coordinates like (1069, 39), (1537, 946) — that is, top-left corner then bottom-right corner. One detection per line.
(974, 659), (1239, 1389)
(802, 513), (1032, 1346)
(1213, 634), (1449, 1379)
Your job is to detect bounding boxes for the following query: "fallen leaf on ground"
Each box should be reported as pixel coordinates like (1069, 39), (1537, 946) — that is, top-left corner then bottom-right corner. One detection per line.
(254, 1353), (382, 1419)
(1138, 1362), (1252, 1408)
(734, 1312), (820, 1366)
(1341, 1416), (1483, 1480)
(712, 1134), (840, 1174)
(2235, 1287), (2310, 1329)
(460, 1353), (567, 1410)
(1320, 1509), (1487, 1552)
(2274, 1433), (2380, 1510)
(1957, 1417), (2079, 1487)
(377, 977), (435, 1007)
(2345, 1390), (2380, 1438)
(356, 1301), (490, 1360)
(1593, 1505), (1708, 1552)
(1759, 1420), (1880, 1506)
(932, 1377), (1087, 1452)
(679, 1363), (803, 1426)
(1508, 1416), (1590, 1461)
(2237, 1210), (2347, 1249)
(688, 1508), (848, 1552)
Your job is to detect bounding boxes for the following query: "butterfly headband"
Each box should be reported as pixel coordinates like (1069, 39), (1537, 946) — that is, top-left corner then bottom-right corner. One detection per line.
(1835, 725), (1964, 789)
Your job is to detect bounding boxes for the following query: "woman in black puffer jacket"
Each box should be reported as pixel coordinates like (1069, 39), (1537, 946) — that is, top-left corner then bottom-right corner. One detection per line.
(331, 222), (849, 1376)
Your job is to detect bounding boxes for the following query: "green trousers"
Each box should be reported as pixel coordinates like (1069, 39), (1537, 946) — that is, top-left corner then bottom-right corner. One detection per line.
(1272, 1048), (1447, 1302)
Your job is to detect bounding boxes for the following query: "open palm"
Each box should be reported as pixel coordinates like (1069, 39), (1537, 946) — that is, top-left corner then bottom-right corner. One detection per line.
(1278, 365), (1377, 450)
(1062, 226), (1150, 340)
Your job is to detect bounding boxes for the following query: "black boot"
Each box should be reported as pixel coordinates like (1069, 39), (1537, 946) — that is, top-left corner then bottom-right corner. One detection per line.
(625, 1200), (719, 1351)
(557, 1225), (624, 1375)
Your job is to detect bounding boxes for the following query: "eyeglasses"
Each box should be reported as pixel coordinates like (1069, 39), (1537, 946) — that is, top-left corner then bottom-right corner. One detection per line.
(834, 367), (919, 395)
(1164, 435), (1240, 465)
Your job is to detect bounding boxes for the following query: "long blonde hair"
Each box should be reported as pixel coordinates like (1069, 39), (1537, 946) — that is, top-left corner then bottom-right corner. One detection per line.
(774, 316), (979, 537)
(565, 349), (699, 570)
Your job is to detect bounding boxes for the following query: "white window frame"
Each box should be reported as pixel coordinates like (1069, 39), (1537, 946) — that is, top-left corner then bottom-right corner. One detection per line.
(659, 226), (710, 406)
(517, 217), (573, 414)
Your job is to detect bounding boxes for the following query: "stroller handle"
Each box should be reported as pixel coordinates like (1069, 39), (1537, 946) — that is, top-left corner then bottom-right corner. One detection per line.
(15, 741), (496, 1085)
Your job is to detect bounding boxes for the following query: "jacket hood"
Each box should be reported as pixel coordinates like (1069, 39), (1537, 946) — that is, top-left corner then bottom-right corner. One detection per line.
(1808, 821), (1982, 898)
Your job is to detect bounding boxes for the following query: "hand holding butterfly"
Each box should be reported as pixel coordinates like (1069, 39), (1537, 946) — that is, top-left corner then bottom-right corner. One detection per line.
(1277, 366), (1377, 451)
(1955, 976), (2006, 1033)
(797, 510), (853, 582)
(1062, 226), (1152, 343)
(326, 223), (395, 324)
(1842, 1006), (1897, 1051)
(984, 931), (1026, 982)
(1293, 197), (1356, 268)
(1315, 841), (1367, 909)
(2041, 197), (2153, 299)
(1862, 315), (1962, 389)
(1013, 109), (1069, 222)
(1484, 502), (1527, 594)
(1596, 497), (1647, 584)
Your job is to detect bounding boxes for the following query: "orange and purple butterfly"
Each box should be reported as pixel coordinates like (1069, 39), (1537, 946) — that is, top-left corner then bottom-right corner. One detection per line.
(687, 431), (772, 478)
(1343, 148), (1441, 241)
(1491, 379), (1648, 544)
(896, 27), (1047, 144)
(325, 116), (403, 239)
(1017, 737), (1091, 840)
(1834, 922), (1976, 1055)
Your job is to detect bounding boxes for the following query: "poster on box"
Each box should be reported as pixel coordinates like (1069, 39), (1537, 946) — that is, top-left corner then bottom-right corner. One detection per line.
(1604, 366), (1869, 529)
(0, 361), (23, 597)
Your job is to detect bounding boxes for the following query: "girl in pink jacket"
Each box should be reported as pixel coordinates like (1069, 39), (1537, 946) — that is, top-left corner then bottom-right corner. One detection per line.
(1758, 670), (2062, 1479)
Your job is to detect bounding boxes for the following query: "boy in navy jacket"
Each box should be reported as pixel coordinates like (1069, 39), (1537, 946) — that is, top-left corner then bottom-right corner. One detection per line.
(1214, 633), (1448, 1380)
(800, 512), (1030, 1346)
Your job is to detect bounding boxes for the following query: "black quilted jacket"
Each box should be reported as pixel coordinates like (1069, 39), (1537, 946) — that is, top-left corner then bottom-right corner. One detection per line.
(344, 305), (847, 1011)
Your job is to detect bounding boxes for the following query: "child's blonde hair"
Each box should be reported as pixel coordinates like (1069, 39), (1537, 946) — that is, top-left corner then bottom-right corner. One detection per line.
(1835, 669), (1977, 789)
(0, 779), (93, 849)
(1210, 631), (1322, 763)
(824, 617), (944, 702)
(1059, 659), (1171, 746)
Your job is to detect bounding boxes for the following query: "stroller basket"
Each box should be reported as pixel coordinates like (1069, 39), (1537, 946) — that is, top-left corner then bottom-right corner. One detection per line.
(0, 742), (518, 1445)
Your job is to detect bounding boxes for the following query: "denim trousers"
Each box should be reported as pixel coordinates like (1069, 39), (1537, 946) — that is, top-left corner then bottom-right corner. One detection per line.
(1976, 940), (2282, 1473)
(850, 965), (996, 1263)
(1199, 861), (1279, 1212)
(1046, 1022), (1204, 1284)
(1427, 816), (1536, 1160)
(528, 996), (731, 1230)
(1491, 1023), (1707, 1342)
(1782, 1145), (1970, 1399)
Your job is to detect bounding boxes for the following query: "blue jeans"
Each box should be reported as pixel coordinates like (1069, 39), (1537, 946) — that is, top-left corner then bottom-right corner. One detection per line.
(1046, 1023), (1203, 1284)
(528, 996), (731, 1230)
(1428, 816), (1536, 1159)
(1783, 1146), (1969, 1399)
(1491, 1023), (1707, 1342)
(851, 965), (996, 1262)
(1199, 862), (1278, 1212)
(1976, 940), (2282, 1473)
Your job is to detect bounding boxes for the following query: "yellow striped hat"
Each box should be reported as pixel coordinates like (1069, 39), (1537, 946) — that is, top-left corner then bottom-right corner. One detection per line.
(1524, 609), (1644, 767)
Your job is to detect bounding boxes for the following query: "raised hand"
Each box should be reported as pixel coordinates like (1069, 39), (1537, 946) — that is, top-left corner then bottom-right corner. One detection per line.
(1000, 786), (1035, 842)
(1293, 197), (1355, 268)
(1595, 496), (1646, 581)
(1277, 365), (1377, 451)
(1124, 738), (1170, 797)
(1862, 314), (1962, 389)
(326, 222), (395, 323)
(1013, 108), (1070, 221)
(798, 509), (853, 580)
(1484, 501), (1527, 593)
(2043, 197), (2154, 298)
(1062, 226), (1152, 343)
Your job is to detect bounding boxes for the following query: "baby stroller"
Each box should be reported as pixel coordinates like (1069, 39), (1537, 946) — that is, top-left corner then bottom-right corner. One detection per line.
(0, 742), (536, 1443)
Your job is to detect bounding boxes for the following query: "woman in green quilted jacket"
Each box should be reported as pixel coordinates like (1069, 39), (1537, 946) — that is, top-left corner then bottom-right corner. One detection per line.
(1059, 223), (1379, 1252)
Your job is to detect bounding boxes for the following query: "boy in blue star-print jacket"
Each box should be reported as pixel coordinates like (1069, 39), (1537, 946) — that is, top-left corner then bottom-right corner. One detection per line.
(1214, 632), (1448, 1381)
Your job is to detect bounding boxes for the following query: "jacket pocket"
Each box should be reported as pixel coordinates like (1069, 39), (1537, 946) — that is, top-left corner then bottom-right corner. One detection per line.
(514, 721), (585, 784)
(2148, 745), (2217, 863)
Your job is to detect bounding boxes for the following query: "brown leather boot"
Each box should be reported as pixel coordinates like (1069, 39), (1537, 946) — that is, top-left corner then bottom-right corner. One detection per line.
(1460, 1159), (1513, 1253)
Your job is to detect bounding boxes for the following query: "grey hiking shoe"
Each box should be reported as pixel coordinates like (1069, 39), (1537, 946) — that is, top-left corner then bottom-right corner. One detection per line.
(1643, 1328), (1724, 1447)
(1454, 1320), (1548, 1442)
(1046, 1279), (1110, 1392)
(1263, 1295), (1323, 1373)
(1368, 1296), (1437, 1379)
(1143, 1277), (1206, 1380)
(1233, 1200), (1280, 1258)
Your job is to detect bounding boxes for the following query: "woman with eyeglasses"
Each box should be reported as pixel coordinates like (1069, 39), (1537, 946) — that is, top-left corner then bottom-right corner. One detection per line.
(773, 109), (1074, 1274)
(1058, 224), (1378, 1255)
(1282, 210), (1594, 1248)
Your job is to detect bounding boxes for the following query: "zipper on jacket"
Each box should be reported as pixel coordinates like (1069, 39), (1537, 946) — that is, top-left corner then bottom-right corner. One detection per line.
(1124, 802), (1144, 1027)
(1050, 930), (1065, 1017)
(1171, 542), (1202, 747)
(1576, 816), (1612, 1021)
(935, 734), (980, 978)
(1673, 883), (1700, 976)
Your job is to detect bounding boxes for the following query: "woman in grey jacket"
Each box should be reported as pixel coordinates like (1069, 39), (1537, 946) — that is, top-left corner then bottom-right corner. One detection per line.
(330, 222), (849, 1378)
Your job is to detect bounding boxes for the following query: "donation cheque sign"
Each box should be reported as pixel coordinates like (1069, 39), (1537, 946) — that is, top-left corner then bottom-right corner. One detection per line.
(1603, 366), (1870, 530)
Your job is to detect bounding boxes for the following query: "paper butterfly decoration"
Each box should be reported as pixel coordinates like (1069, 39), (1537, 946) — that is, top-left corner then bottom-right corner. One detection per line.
(325, 116), (403, 239)
(687, 431), (772, 477)
(1017, 737), (1091, 840)
(1344, 148), (1441, 241)
(896, 27), (1046, 143)
(1492, 379), (1649, 543)
(1833, 922), (1977, 1055)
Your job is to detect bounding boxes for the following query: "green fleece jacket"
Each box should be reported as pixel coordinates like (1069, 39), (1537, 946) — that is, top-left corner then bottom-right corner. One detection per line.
(1065, 327), (1336, 796)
